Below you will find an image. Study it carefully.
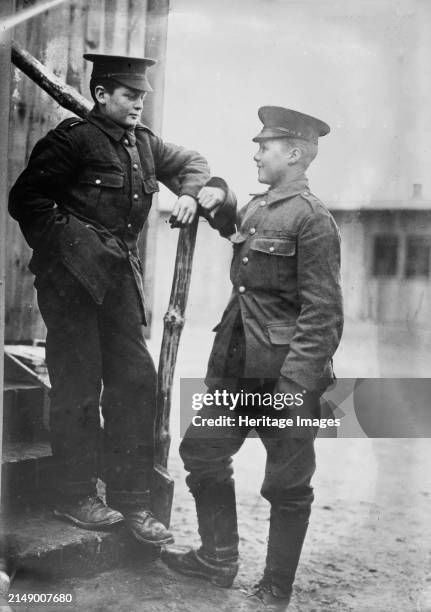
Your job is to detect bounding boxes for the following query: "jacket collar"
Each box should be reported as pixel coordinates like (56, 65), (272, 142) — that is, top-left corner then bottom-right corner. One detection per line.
(250, 175), (309, 206)
(266, 176), (309, 205)
(87, 107), (138, 143)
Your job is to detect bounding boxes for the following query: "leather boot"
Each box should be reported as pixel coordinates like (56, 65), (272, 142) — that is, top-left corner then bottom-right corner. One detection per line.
(123, 509), (174, 546)
(263, 504), (310, 597)
(107, 487), (174, 546)
(162, 479), (239, 587)
(161, 547), (238, 588)
(53, 495), (124, 529)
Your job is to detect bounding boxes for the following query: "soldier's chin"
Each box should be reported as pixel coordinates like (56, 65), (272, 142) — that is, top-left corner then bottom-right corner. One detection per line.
(257, 170), (269, 184)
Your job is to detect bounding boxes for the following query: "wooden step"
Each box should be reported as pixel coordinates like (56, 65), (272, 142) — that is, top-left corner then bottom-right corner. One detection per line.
(2, 508), (157, 579)
(3, 383), (47, 443)
(4, 346), (49, 388)
(1, 441), (53, 511)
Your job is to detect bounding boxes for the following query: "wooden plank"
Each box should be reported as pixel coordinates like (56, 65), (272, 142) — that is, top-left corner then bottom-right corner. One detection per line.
(103, 0), (116, 52)
(144, 0), (169, 134)
(1, 0), (68, 31)
(66, 0), (85, 94)
(127, 0), (148, 56)
(83, 0), (106, 99)
(139, 0), (170, 332)
(6, 1), (80, 343)
(6, 0), (41, 343)
(112, 0), (129, 54)
(7, 2), (44, 343)
(1, 0), (14, 510)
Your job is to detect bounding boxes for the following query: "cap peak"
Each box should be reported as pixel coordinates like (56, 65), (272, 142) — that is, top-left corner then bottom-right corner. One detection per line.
(253, 106), (330, 144)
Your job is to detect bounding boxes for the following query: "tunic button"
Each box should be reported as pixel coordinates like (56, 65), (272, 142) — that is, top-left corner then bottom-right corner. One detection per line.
(269, 246), (275, 253)
(249, 227), (256, 235)
(242, 256), (249, 264)
(133, 163), (138, 170)
(124, 139), (129, 145)
(133, 194), (139, 200)
(238, 286), (246, 294)
(127, 223), (132, 229)
(95, 179), (101, 185)
(260, 201), (266, 207)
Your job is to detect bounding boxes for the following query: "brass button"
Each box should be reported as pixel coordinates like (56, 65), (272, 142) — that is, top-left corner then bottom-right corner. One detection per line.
(124, 139), (129, 146)
(127, 223), (132, 229)
(95, 179), (101, 185)
(133, 163), (138, 170)
(133, 194), (139, 200)
(250, 227), (256, 235)
(238, 286), (246, 293)
(259, 201), (266, 207)
(269, 246), (275, 253)
(242, 257), (249, 264)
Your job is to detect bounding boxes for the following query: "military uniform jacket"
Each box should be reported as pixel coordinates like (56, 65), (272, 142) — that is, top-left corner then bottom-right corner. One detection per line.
(9, 108), (210, 317)
(206, 176), (344, 394)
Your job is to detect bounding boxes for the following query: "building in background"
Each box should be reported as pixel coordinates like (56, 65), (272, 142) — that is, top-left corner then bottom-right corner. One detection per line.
(157, 0), (431, 330)
(331, 185), (431, 323)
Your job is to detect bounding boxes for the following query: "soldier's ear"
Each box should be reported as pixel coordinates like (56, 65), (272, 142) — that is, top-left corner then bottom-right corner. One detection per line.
(94, 85), (107, 105)
(287, 146), (302, 166)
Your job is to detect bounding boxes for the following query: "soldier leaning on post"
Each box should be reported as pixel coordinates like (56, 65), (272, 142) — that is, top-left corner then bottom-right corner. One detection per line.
(8, 53), (219, 546)
(162, 107), (344, 610)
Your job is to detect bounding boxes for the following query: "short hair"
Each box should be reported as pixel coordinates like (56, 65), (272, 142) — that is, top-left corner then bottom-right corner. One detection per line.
(282, 138), (318, 169)
(89, 78), (120, 104)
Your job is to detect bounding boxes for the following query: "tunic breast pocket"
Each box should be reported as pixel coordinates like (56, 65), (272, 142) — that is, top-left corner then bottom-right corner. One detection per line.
(138, 176), (159, 225)
(142, 176), (159, 195)
(78, 170), (125, 227)
(249, 236), (297, 288)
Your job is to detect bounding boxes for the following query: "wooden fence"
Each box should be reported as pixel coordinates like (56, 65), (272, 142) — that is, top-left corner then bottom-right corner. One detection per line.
(5, 0), (168, 342)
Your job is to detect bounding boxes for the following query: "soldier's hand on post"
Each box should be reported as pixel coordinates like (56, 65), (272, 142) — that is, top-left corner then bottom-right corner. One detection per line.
(169, 195), (198, 228)
(197, 186), (225, 212)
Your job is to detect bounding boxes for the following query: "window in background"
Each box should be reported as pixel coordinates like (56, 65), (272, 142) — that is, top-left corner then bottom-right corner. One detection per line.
(405, 235), (431, 278)
(372, 234), (399, 277)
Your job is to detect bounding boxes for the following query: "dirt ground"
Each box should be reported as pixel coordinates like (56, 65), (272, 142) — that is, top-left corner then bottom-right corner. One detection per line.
(10, 438), (431, 611)
(8, 320), (431, 611)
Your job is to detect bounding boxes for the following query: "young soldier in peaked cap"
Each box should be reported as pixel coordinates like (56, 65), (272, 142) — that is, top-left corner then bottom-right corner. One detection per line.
(162, 107), (343, 609)
(9, 53), (213, 546)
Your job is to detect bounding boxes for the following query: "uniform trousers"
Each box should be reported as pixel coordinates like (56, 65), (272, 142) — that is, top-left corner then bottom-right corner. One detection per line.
(179, 314), (319, 582)
(36, 260), (156, 509)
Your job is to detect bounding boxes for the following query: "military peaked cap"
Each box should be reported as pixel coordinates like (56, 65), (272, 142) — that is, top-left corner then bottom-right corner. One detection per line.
(84, 54), (156, 92)
(253, 106), (330, 144)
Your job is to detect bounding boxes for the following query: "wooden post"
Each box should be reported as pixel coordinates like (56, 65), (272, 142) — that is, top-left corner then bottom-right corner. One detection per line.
(0, 0), (14, 511)
(139, 0), (170, 332)
(155, 219), (199, 467)
(11, 41), (92, 117)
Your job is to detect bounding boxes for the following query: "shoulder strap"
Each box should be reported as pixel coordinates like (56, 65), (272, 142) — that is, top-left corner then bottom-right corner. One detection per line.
(57, 117), (87, 130)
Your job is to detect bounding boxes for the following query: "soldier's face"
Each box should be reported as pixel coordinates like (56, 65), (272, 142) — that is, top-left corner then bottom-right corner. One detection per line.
(97, 85), (147, 128)
(254, 139), (297, 186)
